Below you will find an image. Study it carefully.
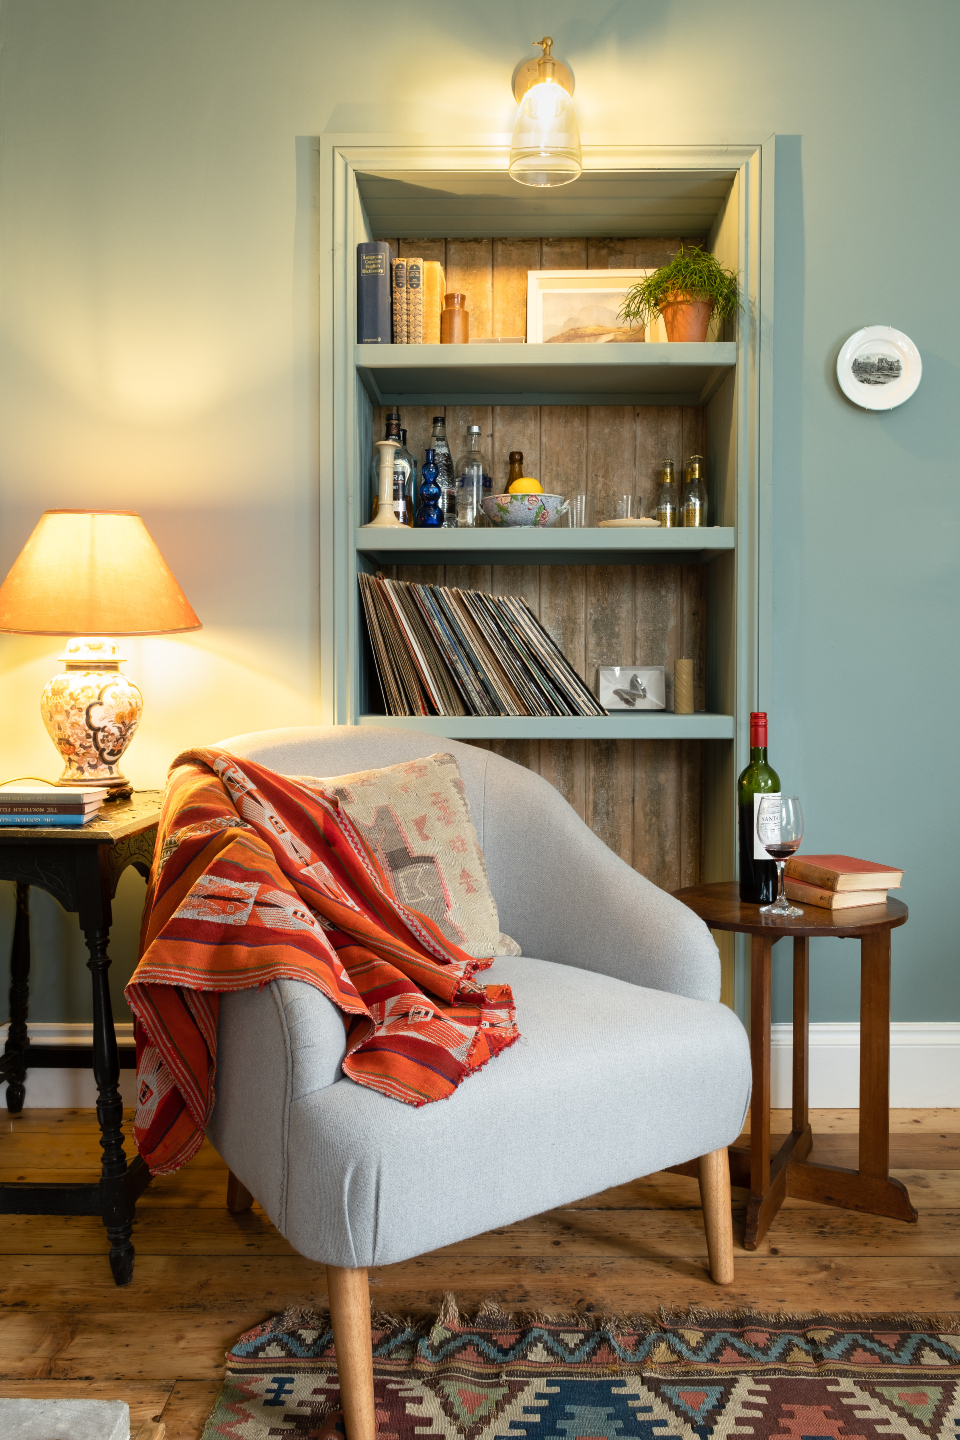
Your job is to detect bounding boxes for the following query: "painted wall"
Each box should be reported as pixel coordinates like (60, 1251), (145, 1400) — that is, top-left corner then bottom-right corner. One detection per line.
(0, 0), (957, 1027)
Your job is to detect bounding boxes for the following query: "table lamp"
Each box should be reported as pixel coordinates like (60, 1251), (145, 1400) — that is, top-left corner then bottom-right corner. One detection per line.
(0, 509), (201, 789)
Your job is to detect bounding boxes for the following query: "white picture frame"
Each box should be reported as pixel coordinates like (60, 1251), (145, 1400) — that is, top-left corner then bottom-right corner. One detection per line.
(598, 665), (666, 711)
(526, 269), (665, 345)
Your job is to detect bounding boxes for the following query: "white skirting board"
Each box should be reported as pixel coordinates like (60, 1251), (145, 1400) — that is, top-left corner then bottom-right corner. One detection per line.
(1, 1020), (959, 1108)
(770, 1022), (960, 1107)
(0, 1022), (139, 1107)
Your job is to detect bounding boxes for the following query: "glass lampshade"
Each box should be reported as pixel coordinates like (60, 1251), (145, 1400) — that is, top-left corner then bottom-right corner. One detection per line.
(509, 79), (582, 188)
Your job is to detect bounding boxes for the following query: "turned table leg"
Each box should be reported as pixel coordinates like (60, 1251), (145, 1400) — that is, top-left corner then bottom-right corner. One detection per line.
(3, 883), (31, 1114)
(86, 923), (136, 1285)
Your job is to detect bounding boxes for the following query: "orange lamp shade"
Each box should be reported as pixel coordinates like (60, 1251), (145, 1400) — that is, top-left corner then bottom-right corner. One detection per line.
(0, 510), (201, 635)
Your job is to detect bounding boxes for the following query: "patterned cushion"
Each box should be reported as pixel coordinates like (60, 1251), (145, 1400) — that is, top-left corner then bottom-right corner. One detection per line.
(295, 752), (521, 958)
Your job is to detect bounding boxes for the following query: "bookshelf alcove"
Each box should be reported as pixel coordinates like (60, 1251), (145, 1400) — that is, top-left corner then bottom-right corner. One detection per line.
(319, 141), (772, 1005)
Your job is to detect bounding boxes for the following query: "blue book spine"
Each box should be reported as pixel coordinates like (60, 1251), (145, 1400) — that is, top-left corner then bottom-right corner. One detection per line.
(357, 241), (393, 344)
(0, 813), (91, 826)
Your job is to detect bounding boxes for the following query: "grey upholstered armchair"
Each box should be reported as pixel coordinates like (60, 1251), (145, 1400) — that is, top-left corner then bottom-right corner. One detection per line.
(206, 726), (752, 1440)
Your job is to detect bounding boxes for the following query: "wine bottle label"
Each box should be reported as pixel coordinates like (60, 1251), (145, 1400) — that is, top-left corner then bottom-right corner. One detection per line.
(754, 792), (781, 859)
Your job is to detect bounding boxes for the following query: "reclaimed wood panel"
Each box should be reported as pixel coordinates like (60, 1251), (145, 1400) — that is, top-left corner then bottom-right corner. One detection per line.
(369, 238), (710, 893)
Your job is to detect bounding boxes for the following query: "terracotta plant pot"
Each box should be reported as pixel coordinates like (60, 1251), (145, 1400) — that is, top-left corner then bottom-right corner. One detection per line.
(658, 292), (715, 342)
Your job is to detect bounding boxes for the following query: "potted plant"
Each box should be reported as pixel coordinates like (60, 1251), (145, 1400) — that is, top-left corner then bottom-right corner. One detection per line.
(619, 244), (741, 342)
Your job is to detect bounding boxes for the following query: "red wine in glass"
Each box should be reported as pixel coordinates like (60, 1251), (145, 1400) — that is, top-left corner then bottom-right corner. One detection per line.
(756, 795), (804, 916)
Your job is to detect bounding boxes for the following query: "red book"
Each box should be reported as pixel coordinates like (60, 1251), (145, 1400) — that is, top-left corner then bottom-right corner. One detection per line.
(784, 854), (903, 893)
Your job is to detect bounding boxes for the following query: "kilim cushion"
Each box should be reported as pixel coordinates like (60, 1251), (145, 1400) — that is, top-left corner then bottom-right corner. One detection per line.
(294, 751), (521, 959)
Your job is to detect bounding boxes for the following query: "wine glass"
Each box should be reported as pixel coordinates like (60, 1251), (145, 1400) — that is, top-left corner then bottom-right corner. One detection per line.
(757, 795), (804, 917)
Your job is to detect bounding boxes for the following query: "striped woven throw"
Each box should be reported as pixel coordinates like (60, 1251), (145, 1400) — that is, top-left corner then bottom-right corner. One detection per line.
(126, 749), (519, 1175)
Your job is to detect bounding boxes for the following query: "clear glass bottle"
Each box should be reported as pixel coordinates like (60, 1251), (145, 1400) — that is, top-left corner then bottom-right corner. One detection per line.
(416, 449), (443, 528)
(428, 415), (457, 528)
(370, 409), (402, 520)
(397, 428), (417, 527)
(455, 424), (493, 528)
(656, 458), (679, 528)
(681, 454), (708, 528)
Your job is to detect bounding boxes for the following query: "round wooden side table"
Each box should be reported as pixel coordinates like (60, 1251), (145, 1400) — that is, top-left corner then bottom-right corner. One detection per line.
(673, 880), (917, 1249)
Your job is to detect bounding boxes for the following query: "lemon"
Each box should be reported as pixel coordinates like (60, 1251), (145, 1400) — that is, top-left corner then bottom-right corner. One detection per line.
(507, 476), (543, 494)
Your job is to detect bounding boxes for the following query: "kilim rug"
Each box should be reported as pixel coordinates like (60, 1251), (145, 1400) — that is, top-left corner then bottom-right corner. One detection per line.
(201, 1298), (960, 1440)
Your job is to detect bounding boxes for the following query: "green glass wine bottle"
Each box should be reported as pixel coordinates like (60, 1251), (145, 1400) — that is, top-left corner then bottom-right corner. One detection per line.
(738, 711), (781, 903)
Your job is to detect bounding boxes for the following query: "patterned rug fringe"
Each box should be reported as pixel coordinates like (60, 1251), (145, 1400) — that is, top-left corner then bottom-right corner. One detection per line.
(262, 1295), (960, 1343)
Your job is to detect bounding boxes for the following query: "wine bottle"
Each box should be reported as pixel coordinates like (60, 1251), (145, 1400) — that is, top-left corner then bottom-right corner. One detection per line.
(738, 711), (781, 904)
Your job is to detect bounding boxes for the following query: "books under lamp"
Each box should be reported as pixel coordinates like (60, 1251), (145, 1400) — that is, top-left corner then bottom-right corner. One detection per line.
(0, 509), (201, 791)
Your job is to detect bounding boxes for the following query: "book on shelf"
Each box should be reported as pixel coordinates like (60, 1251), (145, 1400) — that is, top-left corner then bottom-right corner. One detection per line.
(784, 854), (903, 892)
(391, 258), (407, 344)
(422, 261), (445, 344)
(405, 257), (423, 344)
(359, 573), (607, 719)
(784, 878), (893, 911)
(356, 241), (392, 344)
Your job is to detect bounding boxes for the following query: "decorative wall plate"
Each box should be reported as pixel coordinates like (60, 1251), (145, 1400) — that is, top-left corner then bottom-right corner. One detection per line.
(836, 326), (921, 410)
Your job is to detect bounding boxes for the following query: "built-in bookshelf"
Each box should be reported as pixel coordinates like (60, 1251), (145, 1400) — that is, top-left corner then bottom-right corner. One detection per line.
(319, 142), (770, 994)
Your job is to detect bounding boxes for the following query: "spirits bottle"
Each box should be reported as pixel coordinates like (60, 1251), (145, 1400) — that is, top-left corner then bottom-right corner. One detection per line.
(507, 451), (525, 486)
(455, 424), (492, 528)
(428, 415), (457, 528)
(397, 428), (417, 527)
(370, 410), (402, 520)
(681, 454), (708, 527)
(416, 449), (443, 527)
(737, 711), (781, 904)
(656, 459), (678, 527)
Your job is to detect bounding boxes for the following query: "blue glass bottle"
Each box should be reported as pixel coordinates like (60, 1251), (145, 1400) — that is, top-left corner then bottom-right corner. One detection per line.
(416, 448), (443, 527)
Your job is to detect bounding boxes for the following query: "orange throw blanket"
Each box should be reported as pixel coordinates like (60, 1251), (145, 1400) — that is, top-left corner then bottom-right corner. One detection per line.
(126, 749), (519, 1175)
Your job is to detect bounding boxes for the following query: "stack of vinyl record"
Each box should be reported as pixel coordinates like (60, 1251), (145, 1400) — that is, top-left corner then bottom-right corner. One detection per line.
(360, 574), (606, 719)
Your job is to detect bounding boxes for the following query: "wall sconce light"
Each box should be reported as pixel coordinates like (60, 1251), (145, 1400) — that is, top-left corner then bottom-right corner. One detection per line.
(509, 37), (581, 189)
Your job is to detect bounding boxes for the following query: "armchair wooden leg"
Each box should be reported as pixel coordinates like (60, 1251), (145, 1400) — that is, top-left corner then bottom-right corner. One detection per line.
(226, 1169), (254, 1213)
(327, 1265), (376, 1440)
(698, 1147), (735, 1285)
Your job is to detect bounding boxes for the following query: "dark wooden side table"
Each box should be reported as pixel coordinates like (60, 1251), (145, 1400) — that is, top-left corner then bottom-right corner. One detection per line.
(0, 791), (161, 1284)
(673, 880), (917, 1249)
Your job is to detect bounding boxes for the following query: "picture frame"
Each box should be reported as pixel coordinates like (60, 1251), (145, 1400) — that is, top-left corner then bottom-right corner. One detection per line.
(598, 665), (666, 711)
(526, 269), (664, 345)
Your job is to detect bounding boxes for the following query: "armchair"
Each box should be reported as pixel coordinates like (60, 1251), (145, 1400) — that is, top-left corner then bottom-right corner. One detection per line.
(206, 726), (751, 1440)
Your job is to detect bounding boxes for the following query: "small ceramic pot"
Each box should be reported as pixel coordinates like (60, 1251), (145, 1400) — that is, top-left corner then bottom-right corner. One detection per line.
(481, 494), (569, 528)
(658, 292), (715, 342)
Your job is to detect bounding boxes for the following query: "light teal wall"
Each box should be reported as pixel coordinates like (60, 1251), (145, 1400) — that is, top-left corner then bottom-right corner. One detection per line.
(0, 0), (957, 1026)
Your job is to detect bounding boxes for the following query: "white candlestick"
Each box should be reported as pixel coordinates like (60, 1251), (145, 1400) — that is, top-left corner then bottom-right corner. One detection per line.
(361, 440), (404, 528)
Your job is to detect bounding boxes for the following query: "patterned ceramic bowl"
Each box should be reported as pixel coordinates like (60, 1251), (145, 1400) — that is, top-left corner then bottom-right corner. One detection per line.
(481, 493), (569, 528)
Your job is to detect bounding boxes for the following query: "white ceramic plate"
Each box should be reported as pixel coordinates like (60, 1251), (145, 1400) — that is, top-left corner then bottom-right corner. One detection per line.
(836, 326), (921, 410)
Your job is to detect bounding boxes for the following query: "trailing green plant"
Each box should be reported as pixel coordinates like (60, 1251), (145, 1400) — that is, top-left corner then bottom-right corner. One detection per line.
(619, 244), (741, 328)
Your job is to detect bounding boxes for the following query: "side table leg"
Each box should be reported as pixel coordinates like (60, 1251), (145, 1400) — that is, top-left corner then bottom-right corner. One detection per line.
(3, 883), (31, 1114)
(85, 924), (135, 1286)
(744, 935), (773, 1249)
(792, 937), (809, 1136)
(859, 930), (891, 1181)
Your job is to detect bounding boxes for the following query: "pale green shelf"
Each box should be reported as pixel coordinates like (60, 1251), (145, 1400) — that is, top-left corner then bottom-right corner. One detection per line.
(355, 341), (737, 407)
(356, 525), (734, 567)
(357, 714), (735, 740)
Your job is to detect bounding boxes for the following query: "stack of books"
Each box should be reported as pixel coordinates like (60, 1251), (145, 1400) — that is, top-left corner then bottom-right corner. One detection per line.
(784, 854), (904, 910)
(0, 781), (106, 827)
(360, 574), (607, 719)
(356, 243), (445, 345)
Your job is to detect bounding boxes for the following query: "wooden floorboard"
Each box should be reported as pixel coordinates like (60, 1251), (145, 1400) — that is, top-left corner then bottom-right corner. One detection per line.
(1, 1108), (958, 1436)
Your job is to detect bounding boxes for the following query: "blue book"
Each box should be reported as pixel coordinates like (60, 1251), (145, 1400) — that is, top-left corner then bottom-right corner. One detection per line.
(357, 241), (392, 344)
(0, 813), (92, 826)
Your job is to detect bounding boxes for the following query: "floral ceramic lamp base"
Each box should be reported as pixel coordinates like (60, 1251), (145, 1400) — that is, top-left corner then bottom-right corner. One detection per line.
(41, 637), (142, 788)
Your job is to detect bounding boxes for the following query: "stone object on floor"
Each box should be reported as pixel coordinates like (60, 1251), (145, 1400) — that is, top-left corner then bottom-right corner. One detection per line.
(0, 1398), (130, 1440)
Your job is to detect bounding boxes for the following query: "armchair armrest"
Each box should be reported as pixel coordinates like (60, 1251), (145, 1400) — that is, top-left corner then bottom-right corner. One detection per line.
(481, 756), (720, 1002)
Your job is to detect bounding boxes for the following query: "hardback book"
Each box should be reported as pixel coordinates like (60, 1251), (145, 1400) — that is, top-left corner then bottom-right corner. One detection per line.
(422, 261), (445, 344)
(356, 241), (392, 344)
(0, 782), (102, 813)
(391, 258), (407, 344)
(784, 878), (891, 910)
(784, 854), (903, 892)
(405, 258), (424, 345)
(0, 812), (96, 826)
